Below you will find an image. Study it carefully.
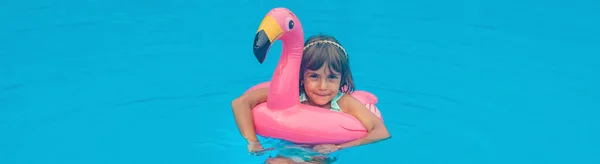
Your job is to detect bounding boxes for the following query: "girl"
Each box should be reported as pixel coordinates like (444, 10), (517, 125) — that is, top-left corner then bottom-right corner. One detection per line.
(232, 34), (391, 162)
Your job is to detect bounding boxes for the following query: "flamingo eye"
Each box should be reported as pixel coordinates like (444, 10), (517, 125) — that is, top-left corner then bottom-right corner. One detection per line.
(285, 17), (294, 31)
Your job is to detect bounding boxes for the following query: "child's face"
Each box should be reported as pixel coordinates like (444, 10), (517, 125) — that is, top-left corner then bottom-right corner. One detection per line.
(302, 63), (342, 108)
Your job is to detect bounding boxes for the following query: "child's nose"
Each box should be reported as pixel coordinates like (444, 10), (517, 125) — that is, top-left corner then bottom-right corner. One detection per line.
(318, 80), (328, 90)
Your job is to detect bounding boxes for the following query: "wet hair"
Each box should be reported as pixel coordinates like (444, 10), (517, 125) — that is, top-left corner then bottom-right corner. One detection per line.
(300, 34), (355, 93)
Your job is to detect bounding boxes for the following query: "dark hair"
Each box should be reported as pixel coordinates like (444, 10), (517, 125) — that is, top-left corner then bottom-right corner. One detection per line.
(300, 34), (355, 93)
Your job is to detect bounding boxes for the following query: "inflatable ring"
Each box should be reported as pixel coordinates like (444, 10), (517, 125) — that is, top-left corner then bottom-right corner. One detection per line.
(247, 7), (383, 144)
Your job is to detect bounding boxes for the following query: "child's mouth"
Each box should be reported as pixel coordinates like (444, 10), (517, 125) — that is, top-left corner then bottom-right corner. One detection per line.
(314, 93), (330, 97)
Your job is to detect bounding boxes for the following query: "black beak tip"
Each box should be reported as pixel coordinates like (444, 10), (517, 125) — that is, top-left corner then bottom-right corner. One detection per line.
(254, 52), (266, 63)
(253, 30), (270, 64)
(253, 47), (267, 64)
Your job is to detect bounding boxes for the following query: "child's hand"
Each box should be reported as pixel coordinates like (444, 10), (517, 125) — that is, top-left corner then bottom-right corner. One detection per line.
(247, 140), (273, 156)
(312, 144), (341, 154)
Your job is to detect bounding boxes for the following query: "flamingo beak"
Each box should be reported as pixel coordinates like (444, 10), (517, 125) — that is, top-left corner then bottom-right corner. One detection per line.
(253, 15), (283, 64)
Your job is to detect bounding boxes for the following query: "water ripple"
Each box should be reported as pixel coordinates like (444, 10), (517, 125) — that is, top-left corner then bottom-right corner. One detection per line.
(385, 121), (418, 129)
(115, 95), (193, 106)
(176, 104), (198, 111)
(54, 21), (102, 29)
(367, 86), (463, 104)
(115, 91), (230, 107)
(3, 84), (24, 91)
(384, 120), (433, 136)
(471, 24), (498, 31)
(401, 102), (437, 111)
(5, 107), (85, 139)
(227, 76), (272, 85)
(420, 17), (440, 22)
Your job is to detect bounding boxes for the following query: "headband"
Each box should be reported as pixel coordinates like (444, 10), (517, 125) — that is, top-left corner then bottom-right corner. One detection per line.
(303, 40), (348, 58)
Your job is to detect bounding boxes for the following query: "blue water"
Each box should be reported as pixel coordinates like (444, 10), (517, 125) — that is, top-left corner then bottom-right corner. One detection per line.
(1, 0), (599, 163)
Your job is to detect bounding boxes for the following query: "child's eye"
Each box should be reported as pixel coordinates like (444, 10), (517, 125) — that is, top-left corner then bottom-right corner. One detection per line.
(328, 75), (338, 79)
(309, 74), (318, 78)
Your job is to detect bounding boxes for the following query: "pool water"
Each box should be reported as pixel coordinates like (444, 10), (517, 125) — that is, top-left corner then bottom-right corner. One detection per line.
(1, 0), (599, 163)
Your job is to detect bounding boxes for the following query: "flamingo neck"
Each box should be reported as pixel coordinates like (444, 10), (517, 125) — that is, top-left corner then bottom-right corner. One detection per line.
(267, 35), (303, 110)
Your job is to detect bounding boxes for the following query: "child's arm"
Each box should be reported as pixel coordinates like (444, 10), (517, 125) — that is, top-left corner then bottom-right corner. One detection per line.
(231, 88), (269, 145)
(336, 94), (391, 149)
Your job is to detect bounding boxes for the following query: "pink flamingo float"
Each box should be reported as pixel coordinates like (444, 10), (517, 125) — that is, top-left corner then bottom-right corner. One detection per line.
(245, 7), (384, 144)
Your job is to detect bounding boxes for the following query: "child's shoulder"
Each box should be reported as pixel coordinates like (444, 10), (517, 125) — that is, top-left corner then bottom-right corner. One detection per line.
(337, 92), (355, 101)
(336, 92), (363, 111)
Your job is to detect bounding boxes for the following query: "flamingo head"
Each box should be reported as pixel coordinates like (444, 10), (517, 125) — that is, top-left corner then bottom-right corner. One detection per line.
(253, 8), (304, 63)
